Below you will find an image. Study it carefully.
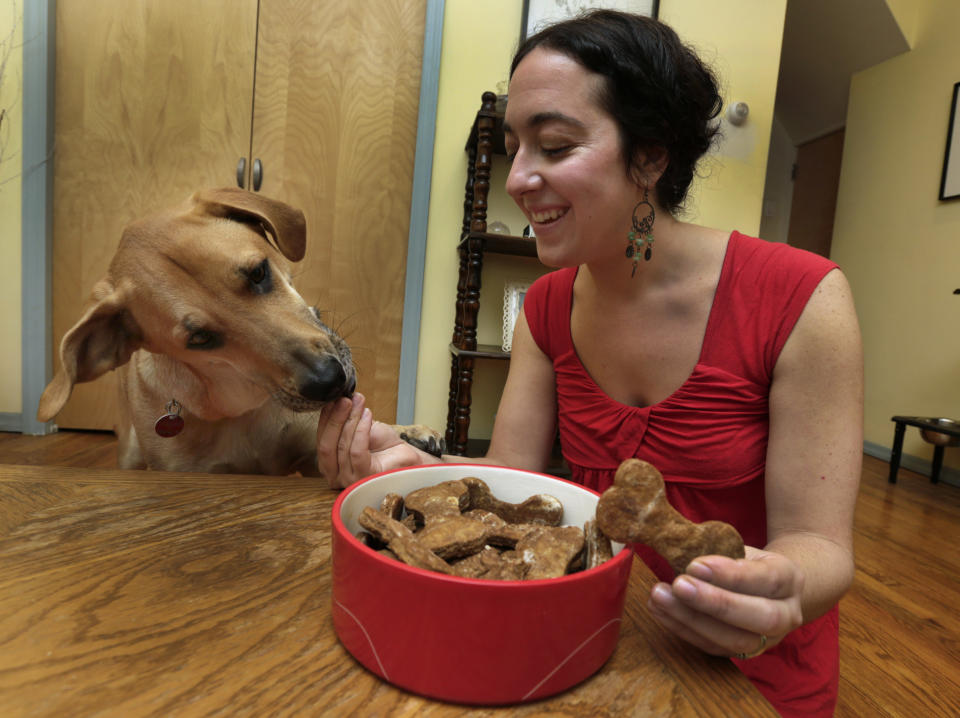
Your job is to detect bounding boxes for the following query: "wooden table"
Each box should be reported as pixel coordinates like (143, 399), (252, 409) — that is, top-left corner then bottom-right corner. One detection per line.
(0, 464), (776, 717)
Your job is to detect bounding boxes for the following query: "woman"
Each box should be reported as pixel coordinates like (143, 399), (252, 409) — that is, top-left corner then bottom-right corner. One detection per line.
(317, 11), (862, 717)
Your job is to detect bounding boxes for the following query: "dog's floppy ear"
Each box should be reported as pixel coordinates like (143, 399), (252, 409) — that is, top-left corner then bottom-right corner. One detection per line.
(37, 280), (143, 422)
(192, 187), (307, 262)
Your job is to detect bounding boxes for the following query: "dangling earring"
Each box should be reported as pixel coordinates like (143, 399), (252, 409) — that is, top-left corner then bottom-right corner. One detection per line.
(626, 189), (655, 276)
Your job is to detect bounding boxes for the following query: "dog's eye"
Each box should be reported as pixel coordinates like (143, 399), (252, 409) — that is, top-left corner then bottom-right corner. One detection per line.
(249, 262), (267, 284)
(186, 329), (221, 350)
(245, 259), (272, 294)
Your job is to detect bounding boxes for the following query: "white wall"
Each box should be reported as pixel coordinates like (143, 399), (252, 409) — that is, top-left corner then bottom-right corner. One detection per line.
(758, 114), (796, 244)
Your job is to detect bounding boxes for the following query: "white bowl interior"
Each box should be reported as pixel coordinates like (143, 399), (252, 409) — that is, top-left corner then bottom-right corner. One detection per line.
(339, 463), (624, 554)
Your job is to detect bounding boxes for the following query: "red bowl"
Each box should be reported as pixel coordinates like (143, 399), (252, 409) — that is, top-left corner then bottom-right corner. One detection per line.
(331, 464), (634, 705)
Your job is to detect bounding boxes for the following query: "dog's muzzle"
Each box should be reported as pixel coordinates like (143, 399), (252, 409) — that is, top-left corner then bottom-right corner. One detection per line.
(299, 354), (355, 403)
(274, 352), (356, 412)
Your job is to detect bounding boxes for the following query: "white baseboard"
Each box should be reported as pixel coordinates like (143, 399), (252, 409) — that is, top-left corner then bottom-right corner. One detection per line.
(0, 413), (22, 432)
(0, 413), (57, 435)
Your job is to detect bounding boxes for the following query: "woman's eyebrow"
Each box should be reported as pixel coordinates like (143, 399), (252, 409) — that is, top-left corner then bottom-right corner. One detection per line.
(503, 111), (586, 135)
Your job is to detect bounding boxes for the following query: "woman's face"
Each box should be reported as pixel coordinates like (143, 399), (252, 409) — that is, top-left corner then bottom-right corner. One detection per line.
(504, 47), (643, 268)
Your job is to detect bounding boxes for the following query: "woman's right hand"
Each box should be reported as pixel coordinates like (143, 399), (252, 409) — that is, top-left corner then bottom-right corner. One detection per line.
(316, 392), (439, 488)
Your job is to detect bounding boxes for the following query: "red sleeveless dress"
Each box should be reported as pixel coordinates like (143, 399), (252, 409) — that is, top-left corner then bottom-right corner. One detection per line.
(523, 232), (841, 717)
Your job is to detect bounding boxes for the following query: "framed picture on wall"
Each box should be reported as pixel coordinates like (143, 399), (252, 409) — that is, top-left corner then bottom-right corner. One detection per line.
(521, 0), (659, 41)
(939, 81), (960, 201)
(502, 281), (532, 352)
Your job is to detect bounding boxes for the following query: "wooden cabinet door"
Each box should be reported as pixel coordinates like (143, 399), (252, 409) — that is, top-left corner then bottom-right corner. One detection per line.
(52, 0), (426, 430)
(251, 0), (427, 422)
(52, 0), (259, 430)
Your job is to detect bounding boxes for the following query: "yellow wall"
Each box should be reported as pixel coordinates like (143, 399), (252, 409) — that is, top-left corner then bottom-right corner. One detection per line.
(832, 0), (960, 473)
(660, 0), (786, 236)
(884, 0), (922, 47)
(412, 0), (530, 440)
(0, 0), (22, 414)
(412, 0), (788, 439)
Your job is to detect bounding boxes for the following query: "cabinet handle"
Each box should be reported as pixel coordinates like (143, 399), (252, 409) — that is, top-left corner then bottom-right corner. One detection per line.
(252, 158), (263, 191)
(236, 157), (247, 188)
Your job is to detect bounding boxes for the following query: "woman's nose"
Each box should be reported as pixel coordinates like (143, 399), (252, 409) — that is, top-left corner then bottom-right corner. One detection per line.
(505, 152), (542, 199)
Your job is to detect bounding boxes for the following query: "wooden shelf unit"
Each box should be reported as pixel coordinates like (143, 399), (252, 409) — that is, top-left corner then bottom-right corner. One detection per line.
(445, 91), (543, 455)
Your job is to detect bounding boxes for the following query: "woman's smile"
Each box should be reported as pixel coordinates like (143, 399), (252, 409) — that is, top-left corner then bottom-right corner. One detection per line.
(529, 206), (568, 224)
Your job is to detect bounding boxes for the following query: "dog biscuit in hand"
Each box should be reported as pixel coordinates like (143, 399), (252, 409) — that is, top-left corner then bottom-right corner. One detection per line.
(596, 459), (744, 574)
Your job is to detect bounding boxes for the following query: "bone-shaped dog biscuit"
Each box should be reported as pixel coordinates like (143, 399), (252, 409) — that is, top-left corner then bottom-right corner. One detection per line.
(462, 509), (538, 547)
(451, 545), (500, 578)
(399, 480), (489, 559)
(584, 519), (614, 570)
(451, 546), (529, 580)
(403, 480), (470, 525)
(417, 516), (489, 560)
(380, 492), (405, 521)
(358, 506), (453, 574)
(516, 526), (586, 580)
(477, 548), (528, 581)
(462, 477), (563, 525)
(596, 459), (745, 574)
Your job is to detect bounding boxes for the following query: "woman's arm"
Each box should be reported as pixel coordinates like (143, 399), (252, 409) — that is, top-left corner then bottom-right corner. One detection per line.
(647, 268), (863, 656)
(483, 312), (560, 471)
(316, 312), (559, 487)
(762, 267), (863, 620)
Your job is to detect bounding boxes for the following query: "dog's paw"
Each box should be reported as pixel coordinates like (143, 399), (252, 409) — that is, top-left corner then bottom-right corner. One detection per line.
(393, 424), (446, 458)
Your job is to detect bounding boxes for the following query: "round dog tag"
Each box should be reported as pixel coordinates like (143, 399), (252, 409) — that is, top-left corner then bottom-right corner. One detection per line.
(155, 400), (184, 438)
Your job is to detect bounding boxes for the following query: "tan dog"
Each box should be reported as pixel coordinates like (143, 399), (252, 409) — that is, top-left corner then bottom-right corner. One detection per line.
(37, 188), (442, 476)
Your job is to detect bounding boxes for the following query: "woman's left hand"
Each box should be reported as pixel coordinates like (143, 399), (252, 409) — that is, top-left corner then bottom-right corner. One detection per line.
(646, 546), (804, 659)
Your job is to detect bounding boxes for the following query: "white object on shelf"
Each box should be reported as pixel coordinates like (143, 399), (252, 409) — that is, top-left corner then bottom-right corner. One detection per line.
(502, 281), (532, 352)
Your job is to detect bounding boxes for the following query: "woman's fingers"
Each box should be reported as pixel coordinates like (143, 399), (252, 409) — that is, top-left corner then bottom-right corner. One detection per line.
(675, 558), (802, 632)
(316, 393), (441, 487)
(647, 584), (760, 656)
(652, 574), (796, 641)
(316, 398), (350, 477)
(647, 551), (804, 656)
(687, 551), (801, 600)
(343, 407), (374, 482)
(317, 393), (371, 488)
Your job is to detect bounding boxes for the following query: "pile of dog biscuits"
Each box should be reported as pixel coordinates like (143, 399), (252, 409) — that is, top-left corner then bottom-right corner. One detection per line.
(356, 477), (613, 580)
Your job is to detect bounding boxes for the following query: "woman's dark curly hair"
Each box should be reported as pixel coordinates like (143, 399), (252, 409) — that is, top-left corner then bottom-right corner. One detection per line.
(510, 10), (722, 213)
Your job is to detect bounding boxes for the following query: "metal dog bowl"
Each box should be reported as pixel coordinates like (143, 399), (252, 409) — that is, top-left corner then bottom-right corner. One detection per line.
(920, 418), (960, 447)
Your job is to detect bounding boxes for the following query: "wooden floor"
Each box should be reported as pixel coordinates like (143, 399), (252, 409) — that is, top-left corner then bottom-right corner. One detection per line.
(1, 430), (958, 717)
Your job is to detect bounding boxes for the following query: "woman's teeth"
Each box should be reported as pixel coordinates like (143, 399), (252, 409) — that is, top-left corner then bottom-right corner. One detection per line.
(531, 208), (566, 223)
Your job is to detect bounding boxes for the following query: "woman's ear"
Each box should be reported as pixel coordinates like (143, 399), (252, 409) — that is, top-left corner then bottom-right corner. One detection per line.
(630, 145), (669, 188)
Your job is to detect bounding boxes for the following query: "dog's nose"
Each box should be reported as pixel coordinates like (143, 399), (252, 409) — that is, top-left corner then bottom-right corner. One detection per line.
(343, 375), (356, 397)
(299, 355), (349, 402)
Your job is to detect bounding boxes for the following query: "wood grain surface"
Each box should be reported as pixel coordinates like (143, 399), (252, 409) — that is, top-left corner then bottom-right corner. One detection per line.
(836, 456), (960, 717)
(52, 0), (259, 430)
(50, 0), (426, 431)
(250, 0), (427, 423)
(0, 463), (775, 717)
